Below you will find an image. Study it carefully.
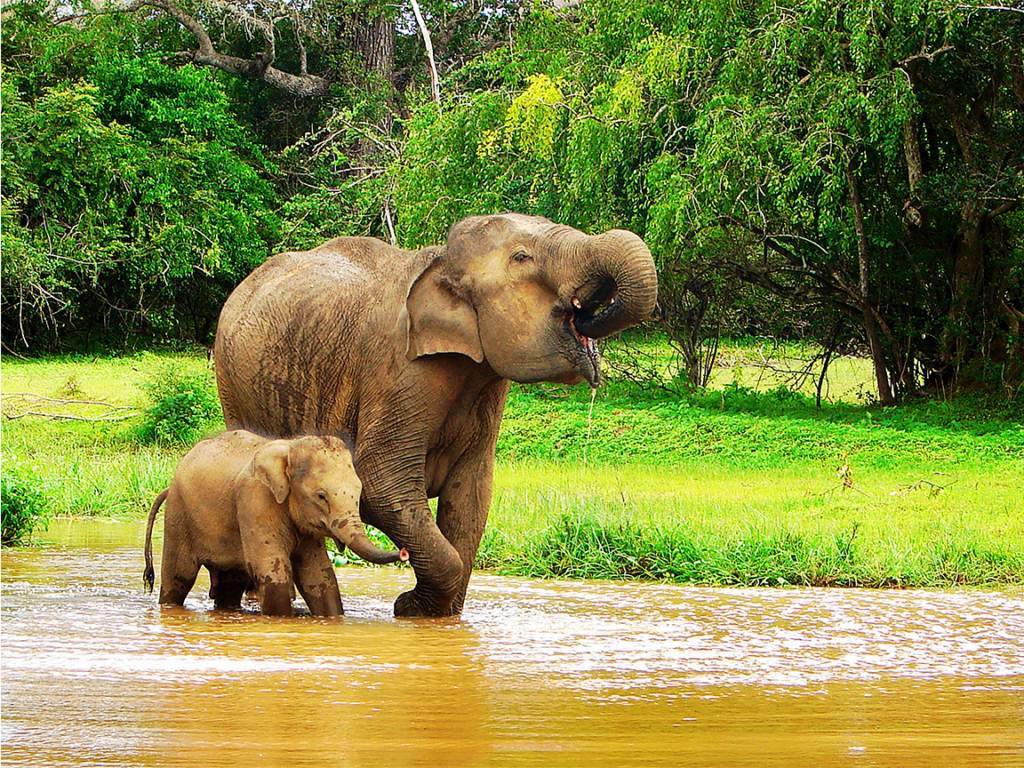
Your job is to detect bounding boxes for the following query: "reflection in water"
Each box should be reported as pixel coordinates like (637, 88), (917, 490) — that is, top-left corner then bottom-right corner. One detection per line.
(2, 520), (1022, 767)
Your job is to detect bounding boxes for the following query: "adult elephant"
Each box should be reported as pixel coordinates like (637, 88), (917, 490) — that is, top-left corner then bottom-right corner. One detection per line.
(214, 213), (657, 617)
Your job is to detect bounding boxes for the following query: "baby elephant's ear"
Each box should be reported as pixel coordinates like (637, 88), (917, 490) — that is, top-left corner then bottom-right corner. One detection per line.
(252, 441), (291, 504)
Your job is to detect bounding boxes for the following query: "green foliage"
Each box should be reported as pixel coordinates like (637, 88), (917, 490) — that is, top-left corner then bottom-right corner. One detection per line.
(137, 366), (221, 445)
(388, 0), (1022, 393)
(1, 459), (51, 546)
(1, 6), (280, 348)
(1, 0), (1020, 399)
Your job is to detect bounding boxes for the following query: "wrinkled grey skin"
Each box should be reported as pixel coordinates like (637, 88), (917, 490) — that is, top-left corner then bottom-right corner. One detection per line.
(215, 213), (657, 616)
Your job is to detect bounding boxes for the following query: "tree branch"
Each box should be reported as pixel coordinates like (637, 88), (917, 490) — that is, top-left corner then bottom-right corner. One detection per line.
(957, 2), (1024, 14)
(898, 45), (955, 70)
(410, 0), (441, 105)
(127, 0), (330, 97)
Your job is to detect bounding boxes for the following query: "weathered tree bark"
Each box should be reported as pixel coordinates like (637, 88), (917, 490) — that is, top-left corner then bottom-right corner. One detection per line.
(349, 8), (396, 159)
(846, 162), (895, 405)
(353, 11), (395, 86)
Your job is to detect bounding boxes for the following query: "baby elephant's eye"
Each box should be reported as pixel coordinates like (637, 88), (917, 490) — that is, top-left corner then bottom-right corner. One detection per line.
(316, 491), (328, 501)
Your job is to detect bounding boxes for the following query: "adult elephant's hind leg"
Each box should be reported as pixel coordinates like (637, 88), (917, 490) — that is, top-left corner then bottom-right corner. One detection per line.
(159, 536), (200, 606)
(292, 537), (343, 617)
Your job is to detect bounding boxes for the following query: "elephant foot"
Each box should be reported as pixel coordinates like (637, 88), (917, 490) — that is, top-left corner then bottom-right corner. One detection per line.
(394, 588), (459, 618)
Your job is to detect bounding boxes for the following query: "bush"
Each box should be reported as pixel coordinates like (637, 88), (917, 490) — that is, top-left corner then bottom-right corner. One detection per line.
(1, 460), (50, 546)
(137, 367), (221, 445)
(1, 10), (280, 350)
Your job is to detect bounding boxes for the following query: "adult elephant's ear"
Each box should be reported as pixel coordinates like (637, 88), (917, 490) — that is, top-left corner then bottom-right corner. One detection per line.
(403, 255), (484, 363)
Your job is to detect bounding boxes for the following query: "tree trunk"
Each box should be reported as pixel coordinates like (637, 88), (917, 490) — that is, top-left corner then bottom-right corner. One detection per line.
(350, 11), (396, 159)
(902, 118), (924, 228)
(353, 12), (395, 87)
(948, 202), (986, 369)
(846, 162), (895, 405)
(942, 203), (1017, 390)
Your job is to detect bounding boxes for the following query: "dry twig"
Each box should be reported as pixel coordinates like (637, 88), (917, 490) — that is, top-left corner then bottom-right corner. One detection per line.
(2, 393), (139, 422)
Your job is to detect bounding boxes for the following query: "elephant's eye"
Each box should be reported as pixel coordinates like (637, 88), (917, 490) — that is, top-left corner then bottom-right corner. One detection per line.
(316, 491), (328, 501)
(510, 250), (532, 264)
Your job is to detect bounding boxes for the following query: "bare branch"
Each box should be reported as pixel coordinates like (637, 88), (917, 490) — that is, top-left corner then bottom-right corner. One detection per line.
(2, 393), (139, 422)
(123, 0), (330, 97)
(3, 410), (138, 422)
(409, 0), (441, 105)
(957, 2), (1024, 14)
(898, 44), (955, 70)
(382, 200), (397, 245)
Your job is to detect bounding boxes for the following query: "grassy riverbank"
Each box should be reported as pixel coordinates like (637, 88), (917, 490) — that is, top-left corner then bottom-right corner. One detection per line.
(3, 342), (1022, 586)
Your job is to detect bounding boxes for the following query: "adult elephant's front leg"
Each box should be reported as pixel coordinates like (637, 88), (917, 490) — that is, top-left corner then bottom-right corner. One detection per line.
(436, 450), (496, 616)
(361, 488), (464, 618)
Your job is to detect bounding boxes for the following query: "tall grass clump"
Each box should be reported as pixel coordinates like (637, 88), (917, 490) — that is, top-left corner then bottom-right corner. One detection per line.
(136, 367), (221, 445)
(476, 512), (1024, 588)
(1, 459), (51, 546)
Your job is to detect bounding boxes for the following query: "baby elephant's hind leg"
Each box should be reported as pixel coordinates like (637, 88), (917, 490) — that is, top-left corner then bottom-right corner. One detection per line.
(209, 568), (249, 610)
(293, 537), (343, 617)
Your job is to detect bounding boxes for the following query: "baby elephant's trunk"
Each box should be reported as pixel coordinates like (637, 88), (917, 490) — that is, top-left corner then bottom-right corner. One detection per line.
(338, 531), (408, 565)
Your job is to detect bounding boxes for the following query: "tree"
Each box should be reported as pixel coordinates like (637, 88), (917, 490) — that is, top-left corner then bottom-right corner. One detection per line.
(1, 7), (280, 347)
(388, 0), (1023, 398)
(3, 0), (1020, 404)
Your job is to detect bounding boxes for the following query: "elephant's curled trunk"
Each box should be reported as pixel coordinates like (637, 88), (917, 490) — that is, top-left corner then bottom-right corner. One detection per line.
(570, 230), (658, 340)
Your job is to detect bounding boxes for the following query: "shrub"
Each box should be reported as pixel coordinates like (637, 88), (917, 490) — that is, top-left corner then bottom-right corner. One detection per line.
(137, 367), (221, 445)
(1, 459), (50, 546)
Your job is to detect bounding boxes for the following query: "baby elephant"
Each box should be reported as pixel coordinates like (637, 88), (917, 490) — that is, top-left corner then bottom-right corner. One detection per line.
(144, 430), (407, 616)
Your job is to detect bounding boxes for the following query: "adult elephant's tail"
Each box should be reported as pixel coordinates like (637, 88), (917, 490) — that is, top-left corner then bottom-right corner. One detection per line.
(143, 489), (168, 593)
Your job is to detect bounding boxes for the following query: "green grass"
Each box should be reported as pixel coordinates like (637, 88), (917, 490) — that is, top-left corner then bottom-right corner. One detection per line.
(2, 352), (213, 517)
(3, 340), (1023, 586)
(480, 462), (1023, 586)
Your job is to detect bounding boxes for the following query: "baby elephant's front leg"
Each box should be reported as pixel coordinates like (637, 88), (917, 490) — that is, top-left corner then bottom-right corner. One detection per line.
(251, 551), (296, 616)
(237, 487), (298, 616)
(292, 537), (343, 616)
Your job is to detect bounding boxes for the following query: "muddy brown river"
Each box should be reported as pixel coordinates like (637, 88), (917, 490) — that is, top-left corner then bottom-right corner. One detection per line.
(2, 520), (1022, 767)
